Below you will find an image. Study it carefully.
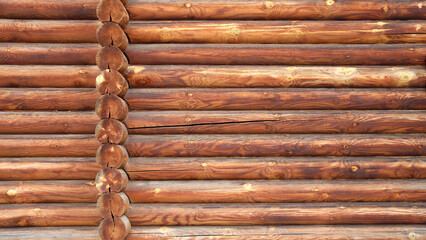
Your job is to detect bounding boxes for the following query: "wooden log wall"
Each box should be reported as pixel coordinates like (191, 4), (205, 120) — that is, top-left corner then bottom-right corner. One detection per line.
(0, 0), (425, 239)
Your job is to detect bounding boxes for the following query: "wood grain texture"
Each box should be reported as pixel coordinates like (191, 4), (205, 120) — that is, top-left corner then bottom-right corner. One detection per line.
(0, 158), (99, 180)
(125, 156), (426, 180)
(0, 65), (98, 88)
(99, 216), (131, 240)
(97, 22), (128, 50)
(125, 89), (426, 110)
(124, 134), (426, 157)
(125, 44), (426, 65)
(125, 65), (426, 88)
(96, 69), (129, 97)
(0, 89), (100, 110)
(126, 21), (426, 44)
(125, 0), (426, 20)
(0, 204), (100, 227)
(95, 94), (129, 120)
(0, 112), (98, 134)
(0, 20), (99, 43)
(125, 111), (426, 134)
(0, 43), (99, 65)
(96, 46), (128, 72)
(126, 203), (426, 225)
(97, 192), (130, 218)
(124, 180), (426, 203)
(128, 226), (426, 240)
(97, 0), (130, 28)
(97, 144), (129, 168)
(95, 119), (128, 144)
(0, 135), (98, 157)
(95, 168), (129, 193)
(0, 227), (100, 240)
(0, 181), (99, 204)
(0, 0), (98, 20)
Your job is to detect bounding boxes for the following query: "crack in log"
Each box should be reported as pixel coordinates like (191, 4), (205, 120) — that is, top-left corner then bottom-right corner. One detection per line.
(128, 120), (279, 130)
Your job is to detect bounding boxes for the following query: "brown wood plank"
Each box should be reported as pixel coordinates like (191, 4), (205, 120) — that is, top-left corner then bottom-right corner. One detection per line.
(125, 65), (426, 88)
(125, 44), (426, 65)
(125, 180), (426, 203)
(0, 135), (98, 157)
(0, 89), (99, 110)
(125, 156), (426, 180)
(0, 0), (98, 20)
(0, 65), (98, 88)
(126, 21), (426, 44)
(125, 89), (426, 110)
(128, 226), (426, 240)
(127, 203), (426, 225)
(126, 0), (426, 20)
(0, 158), (99, 180)
(0, 227), (100, 240)
(0, 20), (99, 43)
(125, 111), (426, 134)
(0, 43), (99, 65)
(124, 134), (426, 157)
(0, 204), (100, 227)
(0, 181), (99, 204)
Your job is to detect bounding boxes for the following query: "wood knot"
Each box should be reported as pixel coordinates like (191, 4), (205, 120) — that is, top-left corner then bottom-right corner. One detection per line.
(326, 0), (334, 5)
(265, 1), (274, 8)
(6, 189), (17, 196)
(185, 2), (192, 8)
(351, 165), (359, 172)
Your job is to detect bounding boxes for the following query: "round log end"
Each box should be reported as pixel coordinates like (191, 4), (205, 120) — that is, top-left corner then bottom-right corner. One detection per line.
(96, 168), (129, 193)
(95, 94), (129, 120)
(95, 119), (128, 144)
(97, 192), (130, 218)
(96, 46), (128, 73)
(99, 215), (131, 240)
(96, 69), (129, 97)
(97, 0), (130, 28)
(97, 143), (129, 168)
(97, 22), (129, 51)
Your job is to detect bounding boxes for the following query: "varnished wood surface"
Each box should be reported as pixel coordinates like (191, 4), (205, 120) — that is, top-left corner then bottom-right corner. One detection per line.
(125, 65), (426, 88)
(0, 20), (99, 43)
(125, 44), (426, 65)
(2, 65), (424, 88)
(125, 157), (426, 180)
(128, 226), (426, 240)
(124, 180), (426, 203)
(0, 227), (100, 240)
(0, 158), (99, 180)
(0, 89), (99, 110)
(126, 21), (426, 44)
(0, 43), (99, 65)
(0, 204), (100, 227)
(126, 0), (426, 20)
(125, 89), (426, 110)
(124, 134), (426, 157)
(126, 203), (426, 225)
(125, 111), (426, 134)
(0, 181), (99, 203)
(0, 135), (98, 157)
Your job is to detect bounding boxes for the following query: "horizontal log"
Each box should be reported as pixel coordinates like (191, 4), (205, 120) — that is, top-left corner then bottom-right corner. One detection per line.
(125, 65), (426, 88)
(0, 112), (98, 134)
(126, 21), (426, 44)
(0, 181), (98, 203)
(0, 43), (98, 65)
(0, 158), (99, 180)
(0, 204), (100, 227)
(2, 65), (424, 88)
(0, 20), (99, 43)
(125, 156), (426, 180)
(0, 89), (99, 110)
(0, 227), (100, 240)
(0, 135), (98, 157)
(128, 226), (426, 240)
(126, 0), (426, 20)
(0, 65), (98, 88)
(125, 111), (426, 134)
(125, 44), (426, 65)
(125, 180), (426, 203)
(124, 134), (426, 157)
(126, 203), (426, 225)
(2, 111), (425, 134)
(125, 89), (426, 110)
(0, 0), (98, 20)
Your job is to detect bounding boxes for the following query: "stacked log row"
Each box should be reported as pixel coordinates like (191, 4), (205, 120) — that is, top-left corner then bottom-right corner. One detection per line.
(95, 0), (131, 239)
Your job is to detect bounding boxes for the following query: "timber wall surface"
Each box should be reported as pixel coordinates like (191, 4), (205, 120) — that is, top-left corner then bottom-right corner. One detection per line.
(0, 0), (425, 239)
